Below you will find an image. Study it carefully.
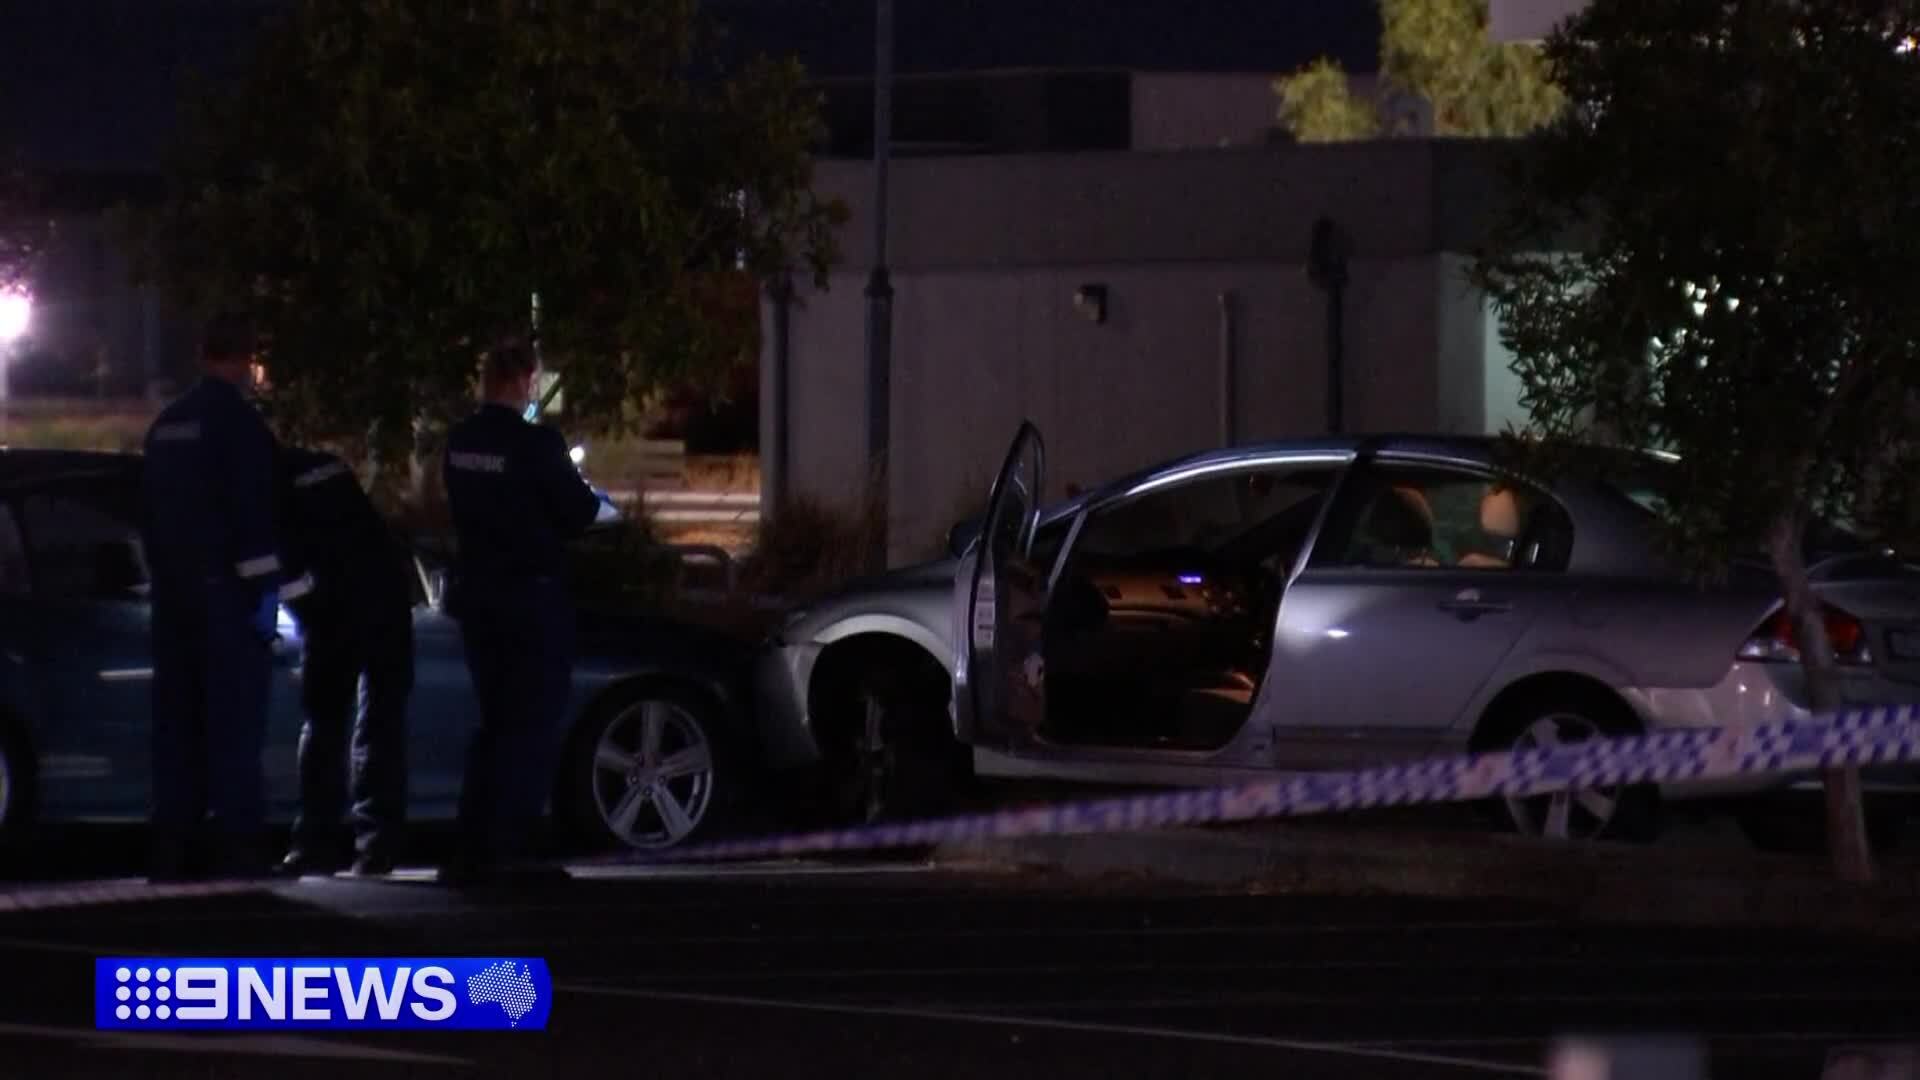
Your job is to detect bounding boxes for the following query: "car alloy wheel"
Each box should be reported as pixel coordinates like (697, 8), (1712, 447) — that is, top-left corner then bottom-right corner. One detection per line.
(830, 676), (968, 827)
(589, 697), (718, 850)
(847, 689), (898, 826)
(1502, 712), (1626, 842)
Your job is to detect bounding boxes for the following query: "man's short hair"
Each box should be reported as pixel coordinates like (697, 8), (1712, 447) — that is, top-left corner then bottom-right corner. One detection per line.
(482, 337), (538, 386)
(202, 311), (257, 363)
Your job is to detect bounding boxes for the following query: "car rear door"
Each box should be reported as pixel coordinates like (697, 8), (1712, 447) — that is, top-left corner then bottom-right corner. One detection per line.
(405, 555), (483, 810)
(15, 478), (167, 816)
(1267, 455), (1580, 761)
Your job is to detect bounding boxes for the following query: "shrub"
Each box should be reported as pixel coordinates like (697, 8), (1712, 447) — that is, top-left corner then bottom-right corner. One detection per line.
(737, 471), (886, 602)
(567, 509), (685, 613)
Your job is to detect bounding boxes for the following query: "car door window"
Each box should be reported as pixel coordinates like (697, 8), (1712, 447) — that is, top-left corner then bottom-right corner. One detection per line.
(1312, 464), (1573, 572)
(1074, 468), (1333, 562)
(21, 486), (150, 602)
(1042, 463), (1338, 751)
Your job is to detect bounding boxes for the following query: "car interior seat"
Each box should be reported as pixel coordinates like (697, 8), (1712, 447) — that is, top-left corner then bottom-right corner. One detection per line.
(1350, 486), (1437, 566)
(1459, 486), (1521, 568)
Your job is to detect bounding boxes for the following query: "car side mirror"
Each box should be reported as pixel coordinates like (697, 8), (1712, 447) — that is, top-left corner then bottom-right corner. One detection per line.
(948, 516), (984, 559)
(94, 542), (146, 597)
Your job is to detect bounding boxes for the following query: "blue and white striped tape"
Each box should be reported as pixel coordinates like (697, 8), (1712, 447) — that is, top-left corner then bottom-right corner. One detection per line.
(2, 705), (1916, 914)
(596, 703), (1920, 865)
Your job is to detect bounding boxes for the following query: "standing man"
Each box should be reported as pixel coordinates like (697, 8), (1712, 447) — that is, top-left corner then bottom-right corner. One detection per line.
(440, 337), (603, 886)
(274, 446), (417, 878)
(140, 312), (300, 883)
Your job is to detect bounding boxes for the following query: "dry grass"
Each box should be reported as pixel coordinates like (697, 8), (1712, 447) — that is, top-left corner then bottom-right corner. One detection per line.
(656, 522), (757, 555)
(0, 406), (153, 453)
(685, 453), (759, 493)
(736, 468), (887, 603)
(579, 437), (758, 495)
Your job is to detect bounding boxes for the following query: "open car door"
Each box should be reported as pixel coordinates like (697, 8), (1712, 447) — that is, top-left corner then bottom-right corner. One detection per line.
(953, 421), (1047, 749)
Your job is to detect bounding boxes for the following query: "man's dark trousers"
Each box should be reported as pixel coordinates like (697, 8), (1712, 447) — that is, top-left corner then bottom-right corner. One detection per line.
(149, 578), (273, 878)
(289, 601), (414, 863)
(451, 578), (573, 870)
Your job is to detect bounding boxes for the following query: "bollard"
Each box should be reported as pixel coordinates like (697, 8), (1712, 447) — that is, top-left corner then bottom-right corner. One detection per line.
(1825, 1045), (1920, 1080)
(1550, 1037), (1708, 1080)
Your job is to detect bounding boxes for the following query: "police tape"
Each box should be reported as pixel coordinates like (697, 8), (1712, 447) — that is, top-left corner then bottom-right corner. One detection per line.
(3, 705), (1918, 913)
(585, 703), (1920, 866)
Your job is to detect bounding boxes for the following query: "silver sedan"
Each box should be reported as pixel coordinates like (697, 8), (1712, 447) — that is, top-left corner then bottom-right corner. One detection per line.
(754, 428), (1920, 841)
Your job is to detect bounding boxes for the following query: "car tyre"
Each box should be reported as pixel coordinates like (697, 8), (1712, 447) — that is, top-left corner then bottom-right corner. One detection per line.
(829, 670), (972, 827)
(1475, 693), (1659, 844)
(0, 714), (32, 850)
(558, 683), (735, 852)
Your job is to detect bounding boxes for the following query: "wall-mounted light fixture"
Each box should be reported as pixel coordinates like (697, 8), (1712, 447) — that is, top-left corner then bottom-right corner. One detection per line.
(1073, 283), (1108, 325)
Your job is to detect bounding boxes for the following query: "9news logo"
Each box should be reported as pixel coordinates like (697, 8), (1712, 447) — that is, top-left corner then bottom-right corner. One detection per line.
(95, 958), (551, 1031)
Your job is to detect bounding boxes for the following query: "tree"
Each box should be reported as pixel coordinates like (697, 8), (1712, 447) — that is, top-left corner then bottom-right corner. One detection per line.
(1275, 59), (1381, 142)
(1274, 0), (1566, 140)
(0, 158), (49, 297)
(124, 0), (845, 483)
(1471, 0), (1920, 883)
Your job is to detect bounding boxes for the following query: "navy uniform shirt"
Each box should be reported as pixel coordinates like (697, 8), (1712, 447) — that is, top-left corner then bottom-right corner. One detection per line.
(277, 447), (413, 625)
(140, 375), (288, 599)
(442, 404), (601, 588)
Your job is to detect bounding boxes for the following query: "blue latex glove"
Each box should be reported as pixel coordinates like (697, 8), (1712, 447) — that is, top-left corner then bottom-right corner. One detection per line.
(593, 489), (621, 525)
(250, 588), (280, 643)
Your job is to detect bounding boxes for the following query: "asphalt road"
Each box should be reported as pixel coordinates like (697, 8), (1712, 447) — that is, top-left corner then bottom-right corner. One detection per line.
(0, 841), (1915, 1080)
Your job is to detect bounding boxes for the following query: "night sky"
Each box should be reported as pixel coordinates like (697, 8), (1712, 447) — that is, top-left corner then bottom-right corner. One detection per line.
(1, 0), (1381, 173)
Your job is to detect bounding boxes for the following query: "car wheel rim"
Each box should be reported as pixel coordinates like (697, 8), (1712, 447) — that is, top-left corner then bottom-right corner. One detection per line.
(850, 692), (892, 825)
(1503, 713), (1623, 842)
(590, 699), (715, 850)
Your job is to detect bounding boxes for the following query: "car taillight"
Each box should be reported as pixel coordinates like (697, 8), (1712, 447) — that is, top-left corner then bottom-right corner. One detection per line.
(1737, 604), (1873, 665)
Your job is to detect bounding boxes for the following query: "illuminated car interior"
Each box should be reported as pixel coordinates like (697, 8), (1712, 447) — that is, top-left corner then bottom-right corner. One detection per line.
(1040, 469), (1338, 751)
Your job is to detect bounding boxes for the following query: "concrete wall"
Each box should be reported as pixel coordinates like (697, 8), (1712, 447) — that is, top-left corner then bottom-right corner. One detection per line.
(1129, 73), (1280, 150)
(1490, 0), (1587, 42)
(768, 140), (1523, 563)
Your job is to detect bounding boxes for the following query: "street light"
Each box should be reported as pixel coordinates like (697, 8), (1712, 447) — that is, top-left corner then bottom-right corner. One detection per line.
(0, 289), (27, 446)
(0, 289), (28, 346)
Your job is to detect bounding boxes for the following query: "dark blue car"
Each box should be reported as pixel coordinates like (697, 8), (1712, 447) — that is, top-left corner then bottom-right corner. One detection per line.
(0, 450), (754, 853)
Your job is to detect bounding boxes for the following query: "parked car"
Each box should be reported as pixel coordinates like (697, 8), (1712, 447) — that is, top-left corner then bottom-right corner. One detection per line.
(756, 426), (1920, 841)
(0, 451), (754, 853)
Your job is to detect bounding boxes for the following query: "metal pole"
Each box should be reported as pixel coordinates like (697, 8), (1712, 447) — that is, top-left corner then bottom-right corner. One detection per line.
(1307, 216), (1349, 437)
(1327, 281), (1345, 435)
(766, 275), (793, 514)
(1217, 290), (1238, 447)
(863, 0), (894, 569)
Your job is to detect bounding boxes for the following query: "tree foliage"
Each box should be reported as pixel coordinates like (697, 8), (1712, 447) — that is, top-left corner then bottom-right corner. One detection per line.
(0, 158), (49, 296)
(1275, 0), (1566, 140)
(124, 0), (845, 473)
(1472, 0), (1920, 881)
(1274, 58), (1381, 142)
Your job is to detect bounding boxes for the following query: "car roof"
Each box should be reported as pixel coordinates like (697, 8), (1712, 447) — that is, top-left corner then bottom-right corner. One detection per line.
(1033, 432), (1663, 523)
(0, 448), (141, 491)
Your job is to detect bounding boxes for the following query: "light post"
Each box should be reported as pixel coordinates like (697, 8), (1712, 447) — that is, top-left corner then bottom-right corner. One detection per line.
(864, 0), (894, 571)
(1307, 218), (1350, 435)
(0, 289), (31, 445)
